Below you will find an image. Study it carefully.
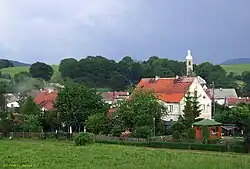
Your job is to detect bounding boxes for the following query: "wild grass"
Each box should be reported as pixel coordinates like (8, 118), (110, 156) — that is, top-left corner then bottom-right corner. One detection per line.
(221, 64), (250, 75)
(0, 140), (249, 169)
(1, 65), (59, 77)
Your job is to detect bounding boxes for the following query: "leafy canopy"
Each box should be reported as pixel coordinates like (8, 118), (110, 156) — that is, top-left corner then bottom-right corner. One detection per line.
(54, 84), (108, 126)
(115, 89), (167, 135)
(29, 62), (54, 81)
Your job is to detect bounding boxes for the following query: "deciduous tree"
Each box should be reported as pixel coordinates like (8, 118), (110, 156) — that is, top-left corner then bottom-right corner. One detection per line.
(54, 84), (108, 131)
(115, 89), (167, 136)
(29, 62), (54, 81)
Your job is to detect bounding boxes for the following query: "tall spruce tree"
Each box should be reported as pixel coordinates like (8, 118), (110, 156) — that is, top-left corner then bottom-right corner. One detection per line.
(182, 91), (201, 128)
(191, 91), (202, 119)
(182, 92), (194, 128)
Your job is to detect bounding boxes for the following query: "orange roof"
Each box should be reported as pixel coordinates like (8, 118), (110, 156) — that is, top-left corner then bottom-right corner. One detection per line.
(34, 90), (58, 111)
(137, 77), (194, 103)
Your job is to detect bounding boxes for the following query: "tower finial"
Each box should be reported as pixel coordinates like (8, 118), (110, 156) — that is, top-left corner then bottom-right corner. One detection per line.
(187, 49), (191, 56)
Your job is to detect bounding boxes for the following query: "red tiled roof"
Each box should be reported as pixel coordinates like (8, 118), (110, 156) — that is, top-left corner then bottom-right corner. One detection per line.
(227, 97), (250, 106)
(34, 90), (58, 111)
(137, 77), (194, 103)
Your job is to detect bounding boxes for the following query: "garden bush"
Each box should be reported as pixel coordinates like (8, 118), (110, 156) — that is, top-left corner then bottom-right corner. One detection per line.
(132, 126), (153, 138)
(111, 126), (125, 137)
(172, 130), (181, 140)
(74, 132), (95, 146)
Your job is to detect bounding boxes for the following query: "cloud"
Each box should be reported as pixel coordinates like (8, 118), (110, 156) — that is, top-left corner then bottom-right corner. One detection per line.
(0, 0), (250, 64)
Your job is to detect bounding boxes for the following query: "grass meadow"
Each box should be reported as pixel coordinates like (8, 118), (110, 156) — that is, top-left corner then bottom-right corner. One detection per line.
(221, 64), (250, 75)
(0, 140), (249, 169)
(1, 65), (59, 77)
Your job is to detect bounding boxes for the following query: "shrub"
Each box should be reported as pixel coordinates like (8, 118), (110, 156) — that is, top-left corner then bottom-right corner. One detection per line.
(172, 131), (181, 140)
(111, 126), (125, 137)
(74, 132), (95, 146)
(181, 133), (188, 139)
(172, 122), (185, 133)
(132, 126), (153, 138)
(186, 128), (195, 139)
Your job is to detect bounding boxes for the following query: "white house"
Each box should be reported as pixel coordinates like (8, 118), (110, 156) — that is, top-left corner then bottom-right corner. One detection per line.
(137, 76), (212, 122)
(136, 50), (212, 122)
(5, 93), (20, 108)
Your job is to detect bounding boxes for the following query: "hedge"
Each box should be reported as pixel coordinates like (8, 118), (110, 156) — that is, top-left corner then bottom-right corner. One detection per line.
(96, 139), (242, 153)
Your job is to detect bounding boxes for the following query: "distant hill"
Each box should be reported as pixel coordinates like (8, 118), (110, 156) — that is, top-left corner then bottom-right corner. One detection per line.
(221, 58), (250, 65)
(0, 59), (31, 67)
(9, 60), (31, 67)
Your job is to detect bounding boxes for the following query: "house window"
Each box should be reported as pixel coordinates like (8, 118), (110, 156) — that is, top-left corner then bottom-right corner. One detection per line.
(168, 105), (173, 112)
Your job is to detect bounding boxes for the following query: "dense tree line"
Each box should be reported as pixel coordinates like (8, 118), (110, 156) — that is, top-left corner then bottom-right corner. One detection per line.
(58, 56), (242, 92)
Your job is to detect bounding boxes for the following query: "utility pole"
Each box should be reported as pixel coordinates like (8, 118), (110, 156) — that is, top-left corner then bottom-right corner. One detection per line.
(212, 81), (215, 117)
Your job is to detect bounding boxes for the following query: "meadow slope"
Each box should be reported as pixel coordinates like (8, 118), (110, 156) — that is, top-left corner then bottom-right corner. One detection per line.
(0, 140), (249, 169)
(221, 64), (250, 75)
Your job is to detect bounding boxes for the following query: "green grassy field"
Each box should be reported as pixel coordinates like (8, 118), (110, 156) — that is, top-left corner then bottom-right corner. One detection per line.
(221, 64), (250, 75)
(1, 65), (59, 77)
(0, 140), (249, 169)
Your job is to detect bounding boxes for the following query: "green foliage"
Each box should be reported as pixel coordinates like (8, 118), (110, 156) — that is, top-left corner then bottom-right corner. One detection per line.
(0, 59), (14, 69)
(171, 121), (185, 133)
(115, 89), (167, 135)
(74, 132), (95, 146)
(182, 91), (201, 128)
(29, 62), (54, 81)
(111, 125), (125, 137)
(21, 114), (42, 132)
(41, 111), (60, 132)
(13, 71), (31, 83)
(54, 84), (108, 129)
(172, 130), (181, 140)
(20, 96), (40, 116)
(132, 126), (153, 138)
(86, 113), (107, 134)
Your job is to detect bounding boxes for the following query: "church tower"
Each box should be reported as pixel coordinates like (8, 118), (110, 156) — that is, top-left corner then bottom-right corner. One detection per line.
(186, 49), (193, 77)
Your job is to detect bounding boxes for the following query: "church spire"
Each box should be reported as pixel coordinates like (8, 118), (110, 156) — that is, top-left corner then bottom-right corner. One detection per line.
(186, 49), (193, 76)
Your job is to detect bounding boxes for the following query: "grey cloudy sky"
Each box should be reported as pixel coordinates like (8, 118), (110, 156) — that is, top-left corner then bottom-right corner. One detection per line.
(0, 0), (250, 64)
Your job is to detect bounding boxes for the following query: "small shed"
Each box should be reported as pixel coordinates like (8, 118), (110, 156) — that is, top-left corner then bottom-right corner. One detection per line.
(193, 119), (222, 141)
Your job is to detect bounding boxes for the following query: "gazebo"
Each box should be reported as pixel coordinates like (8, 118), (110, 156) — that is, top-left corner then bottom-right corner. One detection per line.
(193, 119), (222, 141)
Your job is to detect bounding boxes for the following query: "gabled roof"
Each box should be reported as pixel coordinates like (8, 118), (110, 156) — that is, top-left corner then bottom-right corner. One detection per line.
(34, 90), (57, 111)
(193, 119), (222, 126)
(137, 77), (194, 103)
(208, 88), (238, 99)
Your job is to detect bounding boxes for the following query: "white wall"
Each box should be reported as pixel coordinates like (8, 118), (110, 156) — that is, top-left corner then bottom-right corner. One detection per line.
(215, 98), (226, 105)
(161, 102), (181, 121)
(160, 77), (212, 122)
(183, 77), (212, 119)
(7, 101), (20, 108)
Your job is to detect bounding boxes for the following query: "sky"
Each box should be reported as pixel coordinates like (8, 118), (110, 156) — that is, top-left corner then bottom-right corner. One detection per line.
(0, 0), (250, 64)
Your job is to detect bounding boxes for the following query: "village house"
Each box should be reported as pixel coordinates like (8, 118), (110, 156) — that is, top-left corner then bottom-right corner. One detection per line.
(136, 50), (212, 122)
(99, 91), (130, 116)
(5, 93), (20, 108)
(208, 88), (238, 105)
(137, 76), (212, 122)
(226, 97), (250, 108)
(34, 89), (57, 111)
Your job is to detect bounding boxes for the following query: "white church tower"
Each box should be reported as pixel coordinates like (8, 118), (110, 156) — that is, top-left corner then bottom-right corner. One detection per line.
(186, 49), (193, 77)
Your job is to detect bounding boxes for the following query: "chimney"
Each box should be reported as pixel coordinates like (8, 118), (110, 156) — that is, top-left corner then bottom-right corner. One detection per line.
(176, 75), (179, 79)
